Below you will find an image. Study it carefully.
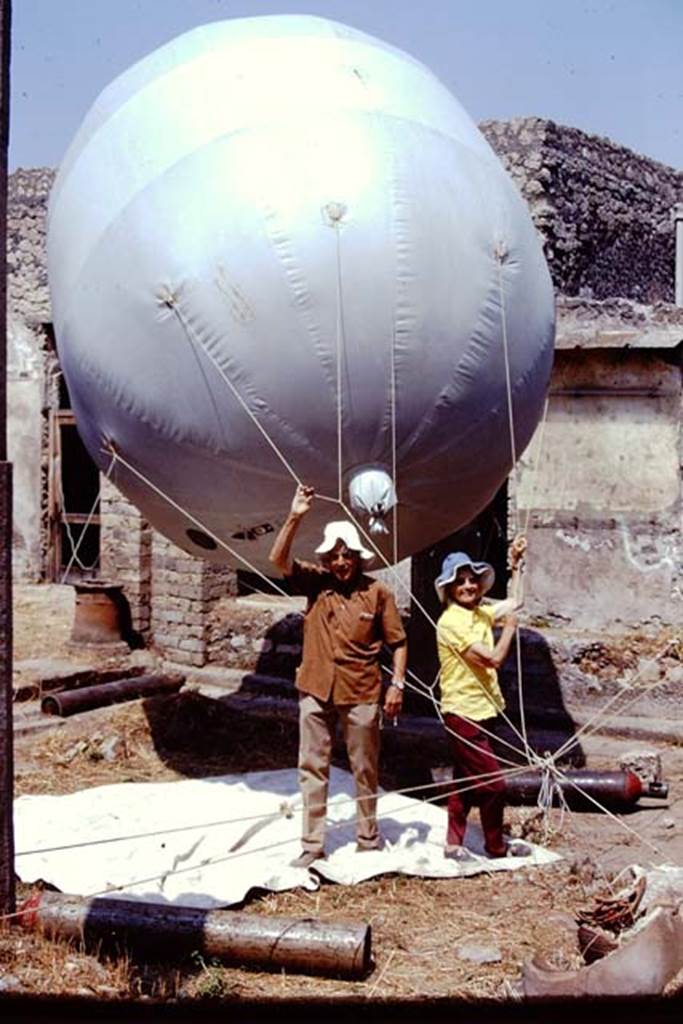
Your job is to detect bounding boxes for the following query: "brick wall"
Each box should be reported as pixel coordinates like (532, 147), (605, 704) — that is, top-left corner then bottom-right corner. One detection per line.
(99, 477), (152, 640)
(150, 533), (236, 666)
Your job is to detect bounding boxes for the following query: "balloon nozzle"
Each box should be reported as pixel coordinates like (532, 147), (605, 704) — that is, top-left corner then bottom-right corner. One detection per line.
(348, 467), (396, 535)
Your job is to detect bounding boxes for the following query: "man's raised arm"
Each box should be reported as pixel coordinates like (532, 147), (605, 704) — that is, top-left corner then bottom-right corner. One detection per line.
(268, 484), (315, 576)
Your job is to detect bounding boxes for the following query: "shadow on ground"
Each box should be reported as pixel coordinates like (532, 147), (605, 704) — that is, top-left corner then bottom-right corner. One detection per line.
(141, 621), (584, 804)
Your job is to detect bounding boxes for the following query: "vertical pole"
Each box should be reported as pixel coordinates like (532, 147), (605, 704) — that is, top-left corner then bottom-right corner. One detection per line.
(674, 202), (683, 307)
(0, 0), (14, 916)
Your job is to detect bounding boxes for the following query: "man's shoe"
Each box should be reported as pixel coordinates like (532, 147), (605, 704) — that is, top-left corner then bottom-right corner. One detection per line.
(290, 849), (325, 869)
(356, 836), (386, 853)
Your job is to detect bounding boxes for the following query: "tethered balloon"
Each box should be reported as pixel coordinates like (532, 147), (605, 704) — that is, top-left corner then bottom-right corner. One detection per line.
(47, 15), (554, 574)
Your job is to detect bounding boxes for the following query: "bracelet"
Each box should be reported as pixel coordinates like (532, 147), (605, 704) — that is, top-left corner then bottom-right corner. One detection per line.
(390, 679), (405, 691)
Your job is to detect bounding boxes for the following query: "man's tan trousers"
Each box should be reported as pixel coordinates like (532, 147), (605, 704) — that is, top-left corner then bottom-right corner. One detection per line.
(298, 693), (381, 855)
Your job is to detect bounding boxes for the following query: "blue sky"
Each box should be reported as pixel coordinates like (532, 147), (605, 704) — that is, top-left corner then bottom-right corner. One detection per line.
(9, 0), (683, 171)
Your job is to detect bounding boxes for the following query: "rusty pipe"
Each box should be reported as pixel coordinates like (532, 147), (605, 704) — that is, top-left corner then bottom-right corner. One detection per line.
(503, 769), (668, 811)
(18, 891), (371, 980)
(40, 672), (185, 717)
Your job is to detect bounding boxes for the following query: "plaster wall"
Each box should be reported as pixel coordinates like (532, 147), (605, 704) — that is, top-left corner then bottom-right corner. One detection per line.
(7, 317), (43, 581)
(516, 350), (682, 630)
(524, 525), (680, 631)
(517, 354), (681, 514)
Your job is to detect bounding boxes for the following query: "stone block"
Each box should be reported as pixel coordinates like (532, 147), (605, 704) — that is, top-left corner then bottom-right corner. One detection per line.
(178, 638), (206, 653)
(619, 749), (662, 785)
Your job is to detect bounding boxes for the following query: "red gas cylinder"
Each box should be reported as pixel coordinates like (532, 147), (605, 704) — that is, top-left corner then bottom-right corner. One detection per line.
(503, 769), (668, 811)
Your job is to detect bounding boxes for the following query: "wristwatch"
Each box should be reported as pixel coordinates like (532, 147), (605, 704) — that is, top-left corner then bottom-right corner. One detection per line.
(390, 679), (405, 691)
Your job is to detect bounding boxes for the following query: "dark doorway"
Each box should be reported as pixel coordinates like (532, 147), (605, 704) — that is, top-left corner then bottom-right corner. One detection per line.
(46, 358), (101, 582)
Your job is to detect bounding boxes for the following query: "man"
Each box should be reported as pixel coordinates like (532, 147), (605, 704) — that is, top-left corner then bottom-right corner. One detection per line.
(269, 483), (407, 869)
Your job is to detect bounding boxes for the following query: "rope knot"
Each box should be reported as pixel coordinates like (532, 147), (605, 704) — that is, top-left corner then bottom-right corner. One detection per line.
(156, 285), (178, 309)
(494, 239), (509, 262)
(323, 201), (348, 227)
(369, 503), (390, 535)
(279, 800), (294, 820)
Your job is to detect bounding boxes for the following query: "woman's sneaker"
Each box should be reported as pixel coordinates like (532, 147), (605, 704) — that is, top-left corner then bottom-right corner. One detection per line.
(444, 844), (470, 861)
(506, 839), (532, 857)
(485, 839), (532, 858)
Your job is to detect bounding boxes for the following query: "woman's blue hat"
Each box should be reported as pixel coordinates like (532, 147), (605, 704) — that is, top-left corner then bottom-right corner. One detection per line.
(434, 552), (495, 603)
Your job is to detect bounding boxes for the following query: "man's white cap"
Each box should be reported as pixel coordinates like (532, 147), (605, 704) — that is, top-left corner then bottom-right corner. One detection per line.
(315, 521), (374, 562)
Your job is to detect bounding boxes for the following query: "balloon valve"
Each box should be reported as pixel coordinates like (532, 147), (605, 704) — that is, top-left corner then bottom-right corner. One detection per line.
(369, 504), (390, 535)
(349, 468), (396, 535)
(369, 517), (389, 536)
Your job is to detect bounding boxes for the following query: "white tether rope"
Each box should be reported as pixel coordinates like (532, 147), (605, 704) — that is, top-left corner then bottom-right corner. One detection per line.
(334, 221), (345, 503)
(164, 270), (538, 768)
(106, 439), (537, 772)
(495, 246), (530, 764)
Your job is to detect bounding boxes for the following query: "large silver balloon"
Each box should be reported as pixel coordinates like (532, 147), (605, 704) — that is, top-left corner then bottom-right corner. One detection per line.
(47, 15), (554, 574)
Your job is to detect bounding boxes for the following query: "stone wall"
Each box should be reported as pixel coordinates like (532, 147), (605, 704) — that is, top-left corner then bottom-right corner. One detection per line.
(7, 167), (54, 324)
(481, 117), (683, 303)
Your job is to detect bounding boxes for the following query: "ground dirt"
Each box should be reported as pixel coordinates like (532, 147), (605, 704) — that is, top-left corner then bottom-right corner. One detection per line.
(2, 584), (682, 1008)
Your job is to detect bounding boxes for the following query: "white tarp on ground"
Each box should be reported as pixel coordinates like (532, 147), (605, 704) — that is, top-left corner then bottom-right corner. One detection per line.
(14, 768), (561, 908)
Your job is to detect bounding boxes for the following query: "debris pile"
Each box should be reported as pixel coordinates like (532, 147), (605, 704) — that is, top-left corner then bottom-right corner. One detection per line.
(521, 866), (683, 998)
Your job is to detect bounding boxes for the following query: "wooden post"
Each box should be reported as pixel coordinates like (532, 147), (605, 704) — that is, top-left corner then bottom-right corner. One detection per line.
(0, 464), (12, 915)
(0, 0), (13, 916)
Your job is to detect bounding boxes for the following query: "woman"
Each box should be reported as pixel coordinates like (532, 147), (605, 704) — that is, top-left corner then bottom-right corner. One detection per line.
(434, 537), (528, 859)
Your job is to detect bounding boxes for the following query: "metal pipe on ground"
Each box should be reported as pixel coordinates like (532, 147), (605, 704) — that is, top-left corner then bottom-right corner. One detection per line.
(40, 672), (185, 717)
(503, 769), (669, 811)
(18, 891), (372, 980)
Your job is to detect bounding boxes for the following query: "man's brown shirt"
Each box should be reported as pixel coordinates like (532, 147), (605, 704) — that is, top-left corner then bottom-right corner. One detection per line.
(288, 559), (406, 704)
